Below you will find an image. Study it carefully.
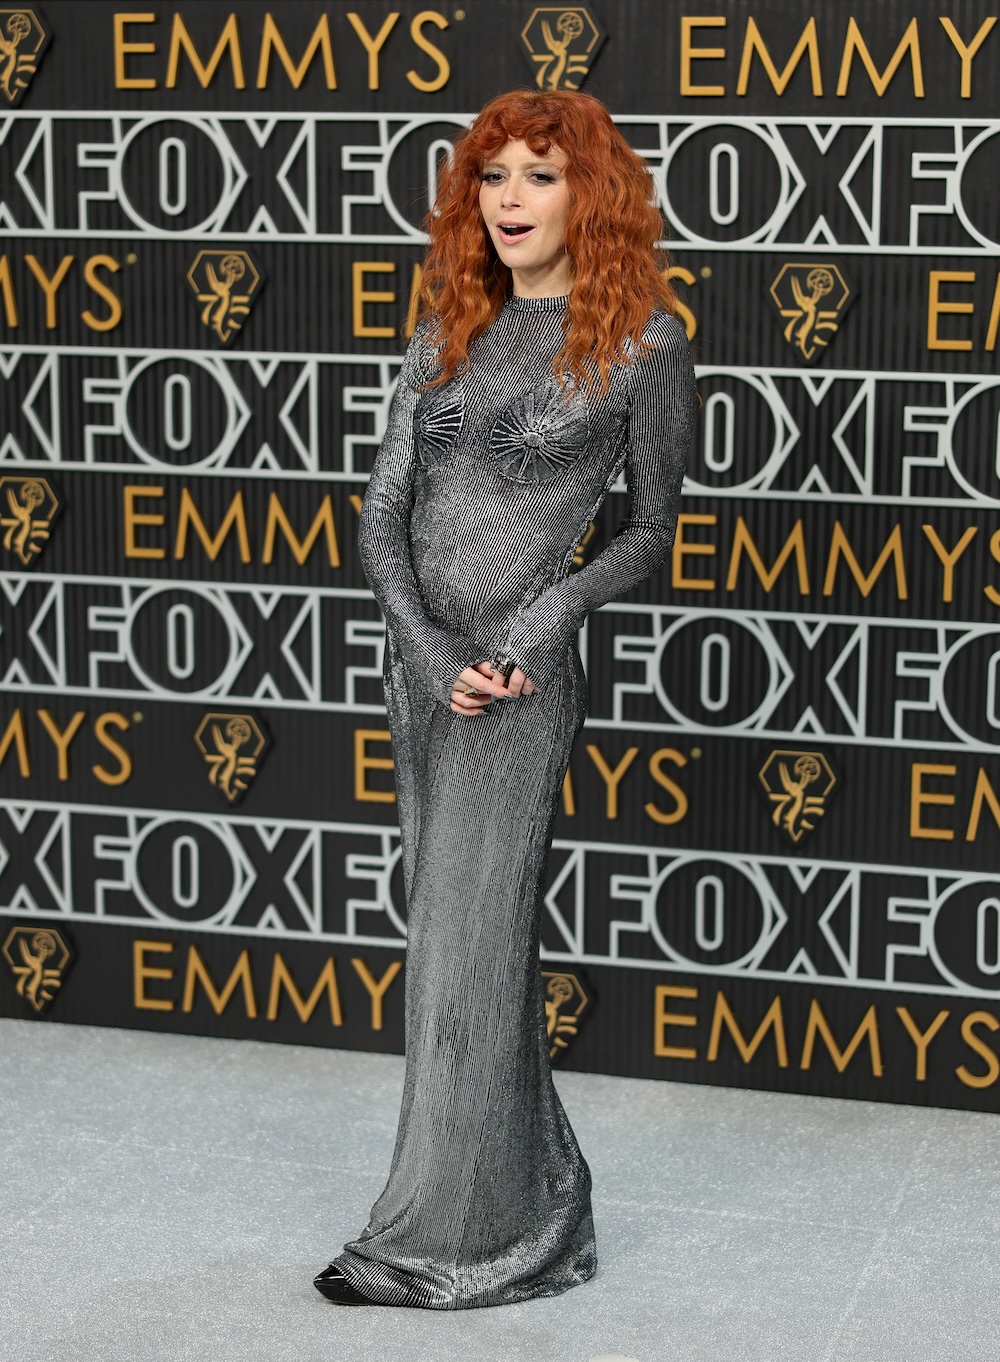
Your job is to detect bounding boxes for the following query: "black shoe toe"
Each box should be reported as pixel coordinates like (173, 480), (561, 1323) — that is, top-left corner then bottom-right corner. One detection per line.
(313, 1264), (373, 1306)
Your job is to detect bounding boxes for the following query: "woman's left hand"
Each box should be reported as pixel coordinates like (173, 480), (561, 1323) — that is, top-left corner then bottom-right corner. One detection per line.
(474, 659), (539, 697)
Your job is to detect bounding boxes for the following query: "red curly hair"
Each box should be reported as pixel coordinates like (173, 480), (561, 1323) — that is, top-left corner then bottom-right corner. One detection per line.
(419, 88), (676, 393)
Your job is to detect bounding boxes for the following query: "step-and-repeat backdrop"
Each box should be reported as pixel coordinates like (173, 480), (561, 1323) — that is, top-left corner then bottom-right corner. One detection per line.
(2, 0), (999, 1111)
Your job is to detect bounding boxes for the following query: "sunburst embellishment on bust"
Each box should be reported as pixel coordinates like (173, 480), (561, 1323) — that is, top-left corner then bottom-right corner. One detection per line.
(490, 378), (590, 483)
(413, 382), (465, 467)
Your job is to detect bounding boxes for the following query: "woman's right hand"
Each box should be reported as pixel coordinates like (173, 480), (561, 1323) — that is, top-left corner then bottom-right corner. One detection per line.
(449, 661), (538, 715)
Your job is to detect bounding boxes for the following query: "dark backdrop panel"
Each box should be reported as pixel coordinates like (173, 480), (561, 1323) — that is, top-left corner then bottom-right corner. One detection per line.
(2, 0), (999, 1111)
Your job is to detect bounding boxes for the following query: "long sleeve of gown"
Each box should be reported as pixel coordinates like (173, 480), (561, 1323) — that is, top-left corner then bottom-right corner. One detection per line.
(358, 328), (480, 706)
(498, 312), (696, 690)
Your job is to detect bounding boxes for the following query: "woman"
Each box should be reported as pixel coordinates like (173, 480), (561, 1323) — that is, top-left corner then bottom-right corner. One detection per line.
(314, 88), (695, 1310)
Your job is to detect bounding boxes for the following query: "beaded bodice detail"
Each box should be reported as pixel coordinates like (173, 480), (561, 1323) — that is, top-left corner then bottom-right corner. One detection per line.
(358, 296), (696, 702)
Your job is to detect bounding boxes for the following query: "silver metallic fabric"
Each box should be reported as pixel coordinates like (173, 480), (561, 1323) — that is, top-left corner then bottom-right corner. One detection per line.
(335, 293), (696, 1309)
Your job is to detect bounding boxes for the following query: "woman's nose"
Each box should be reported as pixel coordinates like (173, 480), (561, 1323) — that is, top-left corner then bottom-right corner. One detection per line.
(499, 178), (522, 208)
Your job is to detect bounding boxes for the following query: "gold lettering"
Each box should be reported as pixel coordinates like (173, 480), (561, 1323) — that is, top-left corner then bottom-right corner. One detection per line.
(24, 254), (74, 329)
(836, 16), (924, 98)
(93, 712), (133, 786)
(355, 728), (395, 803)
(737, 17), (822, 96)
(182, 945), (258, 1018)
(174, 488), (251, 563)
(256, 12), (336, 88)
(910, 763), (956, 841)
(986, 274), (1000, 352)
(0, 711), (30, 777)
(672, 513), (717, 590)
(346, 11), (399, 89)
(927, 270), (975, 351)
(133, 939), (175, 1011)
(680, 16), (726, 96)
(81, 255), (122, 332)
(123, 485), (166, 559)
(166, 12), (246, 89)
(896, 1005), (950, 1081)
(707, 992), (788, 1067)
(822, 521), (907, 600)
(956, 1010), (1000, 1088)
(351, 958), (402, 1030)
(37, 709), (86, 780)
(261, 493), (340, 566)
(114, 12), (157, 89)
(654, 984), (699, 1059)
(665, 264), (697, 341)
(800, 1000), (883, 1076)
(965, 768), (1000, 842)
(407, 11), (450, 92)
(939, 16), (997, 99)
(267, 953), (343, 1025)
(726, 516), (810, 594)
(0, 256), (19, 326)
(986, 529), (1000, 606)
(645, 748), (689, 826)
(352, 261), (396, 338)
(585, 743), (639, 819)
(921, 524), (977, 602)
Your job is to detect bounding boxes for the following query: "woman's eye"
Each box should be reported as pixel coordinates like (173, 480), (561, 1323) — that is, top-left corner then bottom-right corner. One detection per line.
(481, 171), (504, 183)
(532, 173), (555, 183)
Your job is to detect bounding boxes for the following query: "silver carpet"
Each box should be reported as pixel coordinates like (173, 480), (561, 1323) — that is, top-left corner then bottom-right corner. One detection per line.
(1, 1018), (997, 1362)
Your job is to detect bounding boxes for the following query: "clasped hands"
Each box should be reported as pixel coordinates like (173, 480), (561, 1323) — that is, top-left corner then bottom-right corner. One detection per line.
(449, 660), (538, 716)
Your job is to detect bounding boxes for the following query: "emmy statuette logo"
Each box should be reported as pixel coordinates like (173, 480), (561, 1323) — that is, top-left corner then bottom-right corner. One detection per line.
(0, 7), (50, 106)
(195, 713), (268, 804)
(520, 7), (606, 90)
(0, 475), (59, 565)
(2, 925), (72, 1012)
(758, 750), (838, 844)
(768, 263), (855, 363)
(186, 250), (264, 345)
(542, 970), (592, 1059)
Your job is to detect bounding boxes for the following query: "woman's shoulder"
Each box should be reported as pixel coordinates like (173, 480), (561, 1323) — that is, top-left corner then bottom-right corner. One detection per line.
(616, 308), (694, 407)
(625, 309), (693, 388)
(639, 307), (690, 354)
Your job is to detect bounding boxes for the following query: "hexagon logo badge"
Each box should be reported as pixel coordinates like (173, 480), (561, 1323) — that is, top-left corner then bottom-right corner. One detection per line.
(186, 249), (265, 345)
(3, 924), (73, 1012)
(542, 969), (592, 1059)
(0, 475), (60, 565)
(195, 712), (268, 804)
(520, 6), (606, 90)
(0, 8), (51, 106)
(768, 262), (855, 363)
(758, 749), (838, 844)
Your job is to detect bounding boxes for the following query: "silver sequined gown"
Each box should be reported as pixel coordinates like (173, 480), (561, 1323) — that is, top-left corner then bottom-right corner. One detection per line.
(336, 293), (695, 1309)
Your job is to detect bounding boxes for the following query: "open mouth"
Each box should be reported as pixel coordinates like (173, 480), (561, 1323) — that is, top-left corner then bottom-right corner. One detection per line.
(498, 223), (534, 241)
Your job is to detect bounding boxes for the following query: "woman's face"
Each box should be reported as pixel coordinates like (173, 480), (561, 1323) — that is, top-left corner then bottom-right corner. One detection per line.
(478, 138), (572, 297)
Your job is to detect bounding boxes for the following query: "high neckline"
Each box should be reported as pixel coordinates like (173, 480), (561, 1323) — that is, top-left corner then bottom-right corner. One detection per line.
(505, 293), (569, 312)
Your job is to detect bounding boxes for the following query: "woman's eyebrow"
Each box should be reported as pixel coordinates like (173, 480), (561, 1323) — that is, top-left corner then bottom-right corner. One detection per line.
(482, 159), (561, 172)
